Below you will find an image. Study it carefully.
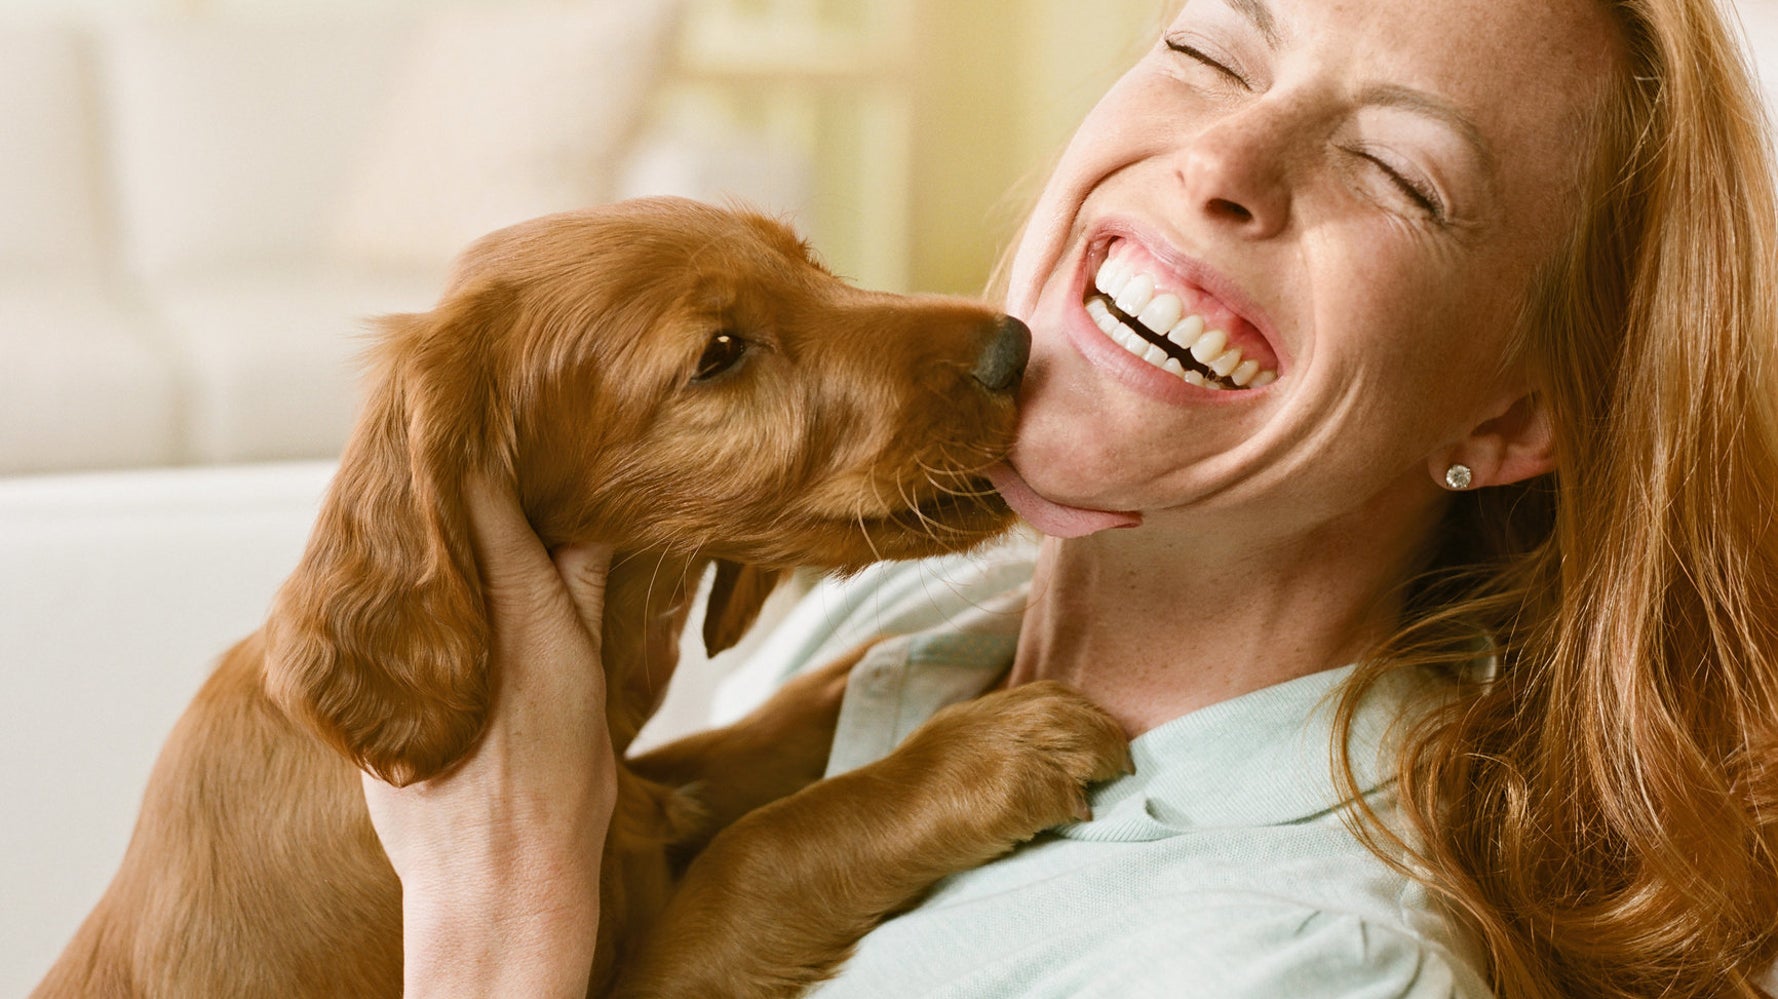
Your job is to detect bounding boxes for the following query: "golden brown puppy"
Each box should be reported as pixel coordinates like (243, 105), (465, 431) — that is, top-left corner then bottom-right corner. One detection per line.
(35, 198), (1128, 999)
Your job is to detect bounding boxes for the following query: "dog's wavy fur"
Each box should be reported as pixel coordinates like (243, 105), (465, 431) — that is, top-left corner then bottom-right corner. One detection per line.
(35, 198), (1129, 998)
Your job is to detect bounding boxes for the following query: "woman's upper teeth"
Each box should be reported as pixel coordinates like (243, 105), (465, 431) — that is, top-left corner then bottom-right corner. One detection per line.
(1091, 255), (1277, 390)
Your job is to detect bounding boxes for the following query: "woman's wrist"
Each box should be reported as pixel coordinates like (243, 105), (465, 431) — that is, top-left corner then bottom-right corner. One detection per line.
(394, 773), (616, 997)
(402, 891), (601, 998)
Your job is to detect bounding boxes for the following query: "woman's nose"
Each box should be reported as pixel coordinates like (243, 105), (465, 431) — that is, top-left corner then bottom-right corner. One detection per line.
(1175, 110), (1292, 239)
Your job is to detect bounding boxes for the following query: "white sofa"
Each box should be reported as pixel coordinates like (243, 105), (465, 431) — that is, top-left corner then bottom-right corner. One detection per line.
(0, 463), (333, 993)
(0, 0), (818, 477)
(0, 461), (811, 994)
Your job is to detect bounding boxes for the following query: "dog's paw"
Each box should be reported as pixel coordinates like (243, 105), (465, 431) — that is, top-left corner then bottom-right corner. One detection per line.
(898, 680), (1134, 844)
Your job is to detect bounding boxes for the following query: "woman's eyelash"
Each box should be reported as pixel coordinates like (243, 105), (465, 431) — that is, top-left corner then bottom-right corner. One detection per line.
(1357, 152), (1446, 222)
(1165, 38), (1248, 88)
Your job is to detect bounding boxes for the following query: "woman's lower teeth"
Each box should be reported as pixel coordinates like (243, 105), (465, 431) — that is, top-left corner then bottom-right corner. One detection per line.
(1085, 294), (1276, 389)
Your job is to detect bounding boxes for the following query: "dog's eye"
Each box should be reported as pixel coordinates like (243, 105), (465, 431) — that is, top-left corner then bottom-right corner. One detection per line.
(692, 332), (748, 382)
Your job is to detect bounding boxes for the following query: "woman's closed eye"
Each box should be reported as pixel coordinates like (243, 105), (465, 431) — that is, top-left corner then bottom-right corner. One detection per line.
(1166, 36), (1252, 90)
(1349, 147), (1448, 223)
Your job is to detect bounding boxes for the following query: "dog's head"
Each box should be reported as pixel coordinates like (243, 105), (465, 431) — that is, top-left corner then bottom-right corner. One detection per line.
(265, 198), (1026, 784)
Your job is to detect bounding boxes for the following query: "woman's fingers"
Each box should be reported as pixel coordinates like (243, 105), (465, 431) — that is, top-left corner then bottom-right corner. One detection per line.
(456, 475), (611, 723)
(461, 477), (614, 642)
(554, 544), (615, 646)
(462, 474), (558, 604)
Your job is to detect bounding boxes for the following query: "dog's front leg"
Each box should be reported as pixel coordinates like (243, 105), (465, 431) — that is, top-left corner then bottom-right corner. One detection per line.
(624, 644), (869, 855)
(608, 681), (1132, 999)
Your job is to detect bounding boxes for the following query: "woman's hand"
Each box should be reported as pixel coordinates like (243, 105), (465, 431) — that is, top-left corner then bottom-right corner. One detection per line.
(361, 475), (618, 999)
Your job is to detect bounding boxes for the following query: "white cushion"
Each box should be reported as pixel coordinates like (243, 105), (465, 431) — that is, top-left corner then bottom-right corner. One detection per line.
(0, 461), (335, 997)
(331, 0), (683, 272)
(147, 267), (440, 463)
(0, 280), (181, 473)
(0, 19), (104, 272)
(98, 13), (409, 278)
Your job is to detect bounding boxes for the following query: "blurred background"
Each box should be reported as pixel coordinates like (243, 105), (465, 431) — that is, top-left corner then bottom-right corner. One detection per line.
(0, 0), (1169, 478)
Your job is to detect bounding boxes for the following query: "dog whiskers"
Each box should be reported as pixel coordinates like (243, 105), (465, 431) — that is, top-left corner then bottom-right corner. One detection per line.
(895, 477), (944, 547)
(915, 458), (988, 503)
(854, 496), (886, 564)
(638, 548), (679, 706)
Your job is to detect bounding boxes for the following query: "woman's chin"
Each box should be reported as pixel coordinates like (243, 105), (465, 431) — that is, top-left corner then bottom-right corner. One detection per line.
(1009, 427), (1142, 505)
(986, 461), (1142, 538)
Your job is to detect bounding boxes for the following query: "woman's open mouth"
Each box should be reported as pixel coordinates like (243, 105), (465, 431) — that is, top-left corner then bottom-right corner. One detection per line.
(1081, 239), (1279, 392)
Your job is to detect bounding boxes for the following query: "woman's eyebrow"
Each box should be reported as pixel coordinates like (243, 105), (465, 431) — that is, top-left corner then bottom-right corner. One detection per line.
(1227, 0), (1282, 47)
(1360, 82), (1498, 176)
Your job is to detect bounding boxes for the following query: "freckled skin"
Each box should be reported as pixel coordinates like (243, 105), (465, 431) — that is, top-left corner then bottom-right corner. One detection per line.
(1005, 0), (1615, 528)
(996, 0), (1620, 736)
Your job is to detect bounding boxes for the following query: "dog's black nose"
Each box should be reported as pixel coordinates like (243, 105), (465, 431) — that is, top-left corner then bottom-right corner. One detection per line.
(972, 315), (1031, 393)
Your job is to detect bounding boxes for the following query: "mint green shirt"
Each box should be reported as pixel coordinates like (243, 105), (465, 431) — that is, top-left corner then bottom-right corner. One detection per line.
(712, 540), (1493, 998)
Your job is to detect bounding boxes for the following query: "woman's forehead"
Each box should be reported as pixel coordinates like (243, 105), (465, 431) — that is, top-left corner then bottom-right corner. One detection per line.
(1172, 0), (1618, 106)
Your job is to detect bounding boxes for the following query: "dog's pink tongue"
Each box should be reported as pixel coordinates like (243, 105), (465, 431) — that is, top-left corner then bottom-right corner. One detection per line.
(985, 463), (1142, 538)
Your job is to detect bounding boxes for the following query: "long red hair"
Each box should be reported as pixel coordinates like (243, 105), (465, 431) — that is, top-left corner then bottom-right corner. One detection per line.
(1342, 0), (1778, 994)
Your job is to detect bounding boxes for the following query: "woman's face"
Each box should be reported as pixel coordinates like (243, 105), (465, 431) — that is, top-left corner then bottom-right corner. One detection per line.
(1004, 0), (1616, 532)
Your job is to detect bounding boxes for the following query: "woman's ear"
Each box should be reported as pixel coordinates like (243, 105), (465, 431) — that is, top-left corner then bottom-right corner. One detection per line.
(264, 284), (517, 787)
(1431, 390), (1557, 490)
(702, 561), (786, 657)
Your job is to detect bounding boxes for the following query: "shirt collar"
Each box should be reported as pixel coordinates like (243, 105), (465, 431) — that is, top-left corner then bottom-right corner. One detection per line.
(823, 587), (1027, 779)
(823, 582), (1451, 840)
(1059, 664), (1448, 842)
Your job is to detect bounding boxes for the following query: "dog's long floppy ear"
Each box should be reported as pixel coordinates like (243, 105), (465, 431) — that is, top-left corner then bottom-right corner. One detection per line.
(264, 283), (519, 787)
(702, 561), (787, 657)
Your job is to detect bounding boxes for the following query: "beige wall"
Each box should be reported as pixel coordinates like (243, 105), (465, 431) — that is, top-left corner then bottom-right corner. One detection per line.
(907, 0), (1170, 295)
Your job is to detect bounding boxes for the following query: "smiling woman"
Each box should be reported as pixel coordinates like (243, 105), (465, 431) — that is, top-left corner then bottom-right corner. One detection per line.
(361, 0), (1778, 997)
(983, 0), (1778, 993)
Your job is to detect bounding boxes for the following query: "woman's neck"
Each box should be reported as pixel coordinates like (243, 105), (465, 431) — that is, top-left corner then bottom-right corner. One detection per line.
(1009, 491), (1442, 737)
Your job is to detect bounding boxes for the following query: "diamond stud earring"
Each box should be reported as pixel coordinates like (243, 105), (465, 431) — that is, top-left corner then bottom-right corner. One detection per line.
(1444, 464), (1474, 491)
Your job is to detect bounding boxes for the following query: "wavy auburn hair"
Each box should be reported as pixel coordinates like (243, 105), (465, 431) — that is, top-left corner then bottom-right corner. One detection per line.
(1337, 0), (1778, 995)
